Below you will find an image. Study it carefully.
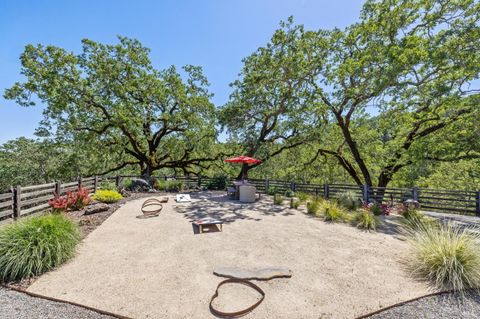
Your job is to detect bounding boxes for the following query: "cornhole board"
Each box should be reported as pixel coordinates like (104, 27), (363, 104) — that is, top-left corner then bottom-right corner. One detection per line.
(193, 218), (224, 233)
(176, 194), (191, 202)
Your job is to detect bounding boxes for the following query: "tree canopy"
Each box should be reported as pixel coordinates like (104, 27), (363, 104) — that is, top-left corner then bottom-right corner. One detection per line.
(3, 0), (480, 191)
(5, 37), (218, 177)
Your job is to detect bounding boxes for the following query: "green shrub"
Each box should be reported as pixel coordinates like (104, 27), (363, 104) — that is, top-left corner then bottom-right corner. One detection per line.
(92, 189), (124, 203)
(354, 210), (379, 230)
(273, 194), (284, 205)
(0, 214), (80, 282)
(406, 222), (480, 291)
(337, 191), (359, 210)
(284, 190), (295, 198)
(323, 201), (346, 222)
(99, 180), (117, 191)
(154, 180), (186, 192)
(306, 200), (321, 215)
(369, 203), (383, 216)
(290, 199), (300, 209)
(297, 192), (310, 203)
(122, 178), (133, 189)
(206, 175), (228, 190)
(267, 186), (278, 195)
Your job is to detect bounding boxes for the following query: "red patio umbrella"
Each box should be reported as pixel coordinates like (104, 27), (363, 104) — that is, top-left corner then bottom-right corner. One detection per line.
(224, 156), (262, 180)
(224, 156), (262, 165)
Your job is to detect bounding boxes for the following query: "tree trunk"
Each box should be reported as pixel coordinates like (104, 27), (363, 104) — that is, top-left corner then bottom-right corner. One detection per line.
(236, 163), (250, 180)
(373, 172), (394, 203)
(141, 163), (155, 185)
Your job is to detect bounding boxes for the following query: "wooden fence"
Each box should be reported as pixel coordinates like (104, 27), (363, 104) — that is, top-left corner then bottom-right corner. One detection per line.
(170, 176), (480, 216)
(0, 176), (99, 224)
(1, 175), (479, 224)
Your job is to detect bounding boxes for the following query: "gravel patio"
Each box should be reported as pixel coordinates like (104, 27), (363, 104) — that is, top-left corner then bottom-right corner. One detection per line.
(26, 191), (431, 318)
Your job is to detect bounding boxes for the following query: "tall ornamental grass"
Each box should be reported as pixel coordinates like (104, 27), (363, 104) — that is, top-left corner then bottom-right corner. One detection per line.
(407, 221), (480, 291)
(322, 201), (346, 222)
(0, 214), (80, 282)
(337, 191), (359, 210)
(354, 210), (379, 230)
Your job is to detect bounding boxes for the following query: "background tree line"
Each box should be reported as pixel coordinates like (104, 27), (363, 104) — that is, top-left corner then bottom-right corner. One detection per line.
(1, 0), (479, 192)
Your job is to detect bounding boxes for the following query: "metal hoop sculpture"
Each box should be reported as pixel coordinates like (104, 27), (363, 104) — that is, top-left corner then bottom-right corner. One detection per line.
(209, 279), (265, 318)
(137, 198), (163, 218)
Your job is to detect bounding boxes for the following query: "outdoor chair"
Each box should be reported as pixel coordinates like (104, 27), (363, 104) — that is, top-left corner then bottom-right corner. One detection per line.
(227, 187), (236, 199)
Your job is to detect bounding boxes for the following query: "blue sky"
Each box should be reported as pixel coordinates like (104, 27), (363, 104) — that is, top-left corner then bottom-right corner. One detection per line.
(0, 0), (364, 144)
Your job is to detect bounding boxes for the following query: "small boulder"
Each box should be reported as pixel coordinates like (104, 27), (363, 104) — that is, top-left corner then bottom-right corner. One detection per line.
(129, 178), (152, 192)
(84, 203), (110, 215)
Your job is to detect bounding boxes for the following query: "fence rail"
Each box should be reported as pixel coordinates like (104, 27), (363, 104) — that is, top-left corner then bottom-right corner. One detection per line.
(1, 174), (479, 224)
(0, 176), (102, 224)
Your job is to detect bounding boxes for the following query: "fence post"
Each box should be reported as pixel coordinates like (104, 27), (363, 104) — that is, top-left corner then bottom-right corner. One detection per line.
(13, 185), (21, 219)
(476, 191), (480, 217)
(55, 181), (61, 195)
(265, 179), (270, 193)
(115, 175), (120, 188)
(291, 182), (296, 192)
(78, 176), (83, 189)
(93, 176), (99, 192)
(198, 176), (202, 187)
(323, 184), (329, 199)
(362, 185), (369, 203)
(412, 186), (419, 201)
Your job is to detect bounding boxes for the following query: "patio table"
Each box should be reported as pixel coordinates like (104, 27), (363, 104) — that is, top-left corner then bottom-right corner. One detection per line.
(232, 180), (252, 199)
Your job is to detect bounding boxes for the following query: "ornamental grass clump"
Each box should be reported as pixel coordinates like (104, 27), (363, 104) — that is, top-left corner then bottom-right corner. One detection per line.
(290, 199), (300, 209)
(354, 209), (380, 230)
(306, 200), (321, 215)
(406, 222), (480, 291)
(273, 194), (284, 205)
(398, 208), (436, 234)
(297, 192), (310, 203)
(337, 191), (359, 210)
(92, 189), (124, 203)
(322, 201), (346, 222)
(0, 214), (80, 282)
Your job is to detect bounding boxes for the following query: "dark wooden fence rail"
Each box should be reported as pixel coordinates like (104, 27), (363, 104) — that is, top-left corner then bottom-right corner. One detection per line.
(0, 176), (104, 224)
(1, 175), (479, 224)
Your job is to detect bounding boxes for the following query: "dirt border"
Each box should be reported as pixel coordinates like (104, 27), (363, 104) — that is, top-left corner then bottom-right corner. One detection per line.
(355, 290), (458, 318)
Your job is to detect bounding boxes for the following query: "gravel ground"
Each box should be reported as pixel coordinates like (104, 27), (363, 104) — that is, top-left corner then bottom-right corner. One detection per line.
(5, 192), (155, 290)
(365, 291), (480, 319)
(27, 192), (429, 318)
(0, 287), (118, 319)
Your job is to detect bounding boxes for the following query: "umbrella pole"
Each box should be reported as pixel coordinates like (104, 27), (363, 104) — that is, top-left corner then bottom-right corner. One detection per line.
(241, 163), (248, 181)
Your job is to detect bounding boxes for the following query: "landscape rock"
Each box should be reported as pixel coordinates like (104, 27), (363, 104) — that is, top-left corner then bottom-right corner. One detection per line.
(84, 203), (110, 215)
(129, 178), (152, 192)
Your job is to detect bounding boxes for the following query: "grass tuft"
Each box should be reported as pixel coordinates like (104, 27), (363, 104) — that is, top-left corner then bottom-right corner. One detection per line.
(306, 200), (321, 215)
(290, 199), (300, 209)
(354, 210), (379, 230)
(0, 214), (81, 282)
(337, 191), (359, 210)
(297, 192), (310, 203)
(273, 194), (284, 205)
(322, 201), (346, 222)
(406, 222), (480, 291)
